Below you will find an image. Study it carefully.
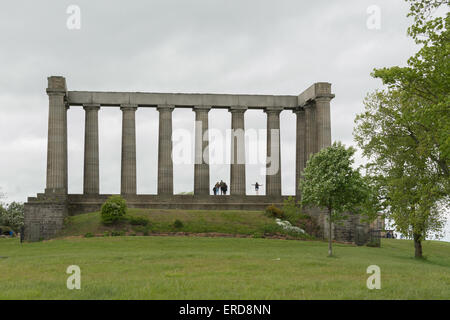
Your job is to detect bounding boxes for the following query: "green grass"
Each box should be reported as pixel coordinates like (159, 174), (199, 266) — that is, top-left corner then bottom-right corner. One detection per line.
(59, 209), (309, 239)
(0, 237), (449, 299)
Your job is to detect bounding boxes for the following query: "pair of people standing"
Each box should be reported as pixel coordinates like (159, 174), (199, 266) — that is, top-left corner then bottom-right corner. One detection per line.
(213, 180), (228, 195)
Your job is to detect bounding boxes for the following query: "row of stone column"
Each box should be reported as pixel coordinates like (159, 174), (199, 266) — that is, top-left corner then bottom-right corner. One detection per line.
(45, 77), (332, 197)
(78, 105), (287, 196)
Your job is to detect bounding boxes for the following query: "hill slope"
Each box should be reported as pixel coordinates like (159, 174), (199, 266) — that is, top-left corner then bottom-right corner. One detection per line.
(59, 208), (311, 239)
(0, 237), (449, 299)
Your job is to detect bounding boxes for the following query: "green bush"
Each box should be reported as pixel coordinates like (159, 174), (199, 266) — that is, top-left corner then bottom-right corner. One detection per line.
(173, 219), (184, 229)
(282, 197), (302, 223)
(282, 197), (320, 237)
(262, 224), (284, 235)
(84, 232), (94, 238)
(265, 205), (284, 218)
(132, 225), (149, 234)
(101, 196), (127, 225)
(127, 216), (150, 226)
(111, 230), (125, 237)
(0, 225), (13, 235)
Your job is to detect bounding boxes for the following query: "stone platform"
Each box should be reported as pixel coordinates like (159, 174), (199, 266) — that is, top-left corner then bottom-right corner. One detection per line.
(27, 193), (291, 215)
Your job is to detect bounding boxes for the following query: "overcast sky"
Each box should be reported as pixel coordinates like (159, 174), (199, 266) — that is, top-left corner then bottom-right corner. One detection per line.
(0, 0), (448, 240)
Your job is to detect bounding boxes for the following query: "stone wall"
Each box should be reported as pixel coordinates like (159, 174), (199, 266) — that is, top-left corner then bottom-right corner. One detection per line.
(24, 195), (68, 241)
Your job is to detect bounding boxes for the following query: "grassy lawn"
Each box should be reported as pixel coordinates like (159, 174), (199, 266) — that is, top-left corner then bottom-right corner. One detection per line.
(0, 237), (449, 299)
(59, 209), (309, 239)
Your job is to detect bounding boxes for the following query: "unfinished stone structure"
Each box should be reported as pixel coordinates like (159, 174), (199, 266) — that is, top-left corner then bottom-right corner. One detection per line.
(24, 76), (367, 243)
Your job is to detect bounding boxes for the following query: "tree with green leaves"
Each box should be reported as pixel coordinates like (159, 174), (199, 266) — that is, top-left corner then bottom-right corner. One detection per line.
(0, 202), (24, 232)
(354, 0), (449, 258)
(299, 142), (369, 256)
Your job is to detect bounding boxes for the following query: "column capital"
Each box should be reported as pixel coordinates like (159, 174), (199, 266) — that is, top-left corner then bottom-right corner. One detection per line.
(264, 107), (283, 115)
(303, 101), (315, 109)
(83, 103), (100, 111)
(315, 93), (335, 102)
(193, 105), (212, 112)
(46, 90), (66, 96)
(46, 76), (67, 96)
(157, 104), (175, 112)
(120, 104), (138, 111)
(229, 106), (248, 113)
(292, 106), (305, 114)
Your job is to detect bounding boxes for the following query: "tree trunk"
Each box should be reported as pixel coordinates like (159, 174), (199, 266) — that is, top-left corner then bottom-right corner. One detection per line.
(328, 208), (332, 257)
(414, 233), (423, 259)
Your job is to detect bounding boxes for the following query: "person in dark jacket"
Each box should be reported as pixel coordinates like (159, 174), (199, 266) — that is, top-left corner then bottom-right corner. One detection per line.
(222, 182), (228, 195)
(219, 180), (224, 195)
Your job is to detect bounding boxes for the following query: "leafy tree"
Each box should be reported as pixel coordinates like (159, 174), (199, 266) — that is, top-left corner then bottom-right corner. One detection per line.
(354, 0), (449, 258)
(299, 142), (369, 256)
(0, 202), (24, 232)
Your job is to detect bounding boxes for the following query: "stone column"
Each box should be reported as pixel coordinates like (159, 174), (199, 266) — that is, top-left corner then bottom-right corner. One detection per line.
(265, 107), (282, 197)
(157, 105), (174, 195)
(120, 104), (137, 195)
(304, 102), (316, 164)
(315, 96), (333, 151)
(293, 107), (306, 196)
(193, 106), (211, 195)
(83, 104), (100, 195)
(45, 76), (68, 194)
(229, 106), (247, 196)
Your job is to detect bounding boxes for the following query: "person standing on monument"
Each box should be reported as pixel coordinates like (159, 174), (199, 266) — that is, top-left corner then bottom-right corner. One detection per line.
(222, 182), (228, 195)
(214, 182), (220, 195)
(252, 182), (262, 195)
(219, 180), (224, 195)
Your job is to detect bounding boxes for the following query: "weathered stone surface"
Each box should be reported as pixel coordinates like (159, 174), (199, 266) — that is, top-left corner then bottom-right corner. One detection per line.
(229, 106), (247, 195)
(120, 105), (137, 195)
(193, 106), (211, 195)
(67, 91), (298, 109)
(293, 107), (306, 197)
(265, 107), (282, 196)
(83, 104), (100, 194)
(45, 76), (68, 195)
(157, 105), (174, 195)
(24, 194), (68, 241)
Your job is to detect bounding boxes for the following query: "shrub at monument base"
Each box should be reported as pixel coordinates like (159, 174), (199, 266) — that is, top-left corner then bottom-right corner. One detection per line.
(100, 195), (127, 225)
(265, 205), (284, 219)
(172, 219), (184, 229)
(126, 215), (149, 226)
